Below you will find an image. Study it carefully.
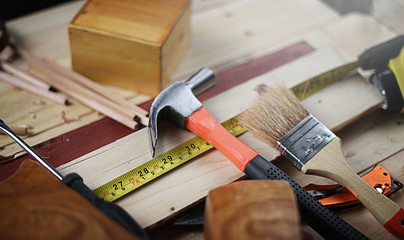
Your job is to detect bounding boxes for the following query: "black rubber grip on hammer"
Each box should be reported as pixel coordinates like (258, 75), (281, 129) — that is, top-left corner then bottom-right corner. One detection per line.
(244, 155), (368, 240)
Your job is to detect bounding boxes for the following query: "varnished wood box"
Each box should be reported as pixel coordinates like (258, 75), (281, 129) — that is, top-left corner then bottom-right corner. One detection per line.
(68, 0), (190, 96)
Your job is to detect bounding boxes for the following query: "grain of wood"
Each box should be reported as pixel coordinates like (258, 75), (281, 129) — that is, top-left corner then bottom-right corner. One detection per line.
(3, 1), (404, 238)
(205, 180), (301, 240)
(2, 0), (393, 154)
(0, 160), (139, 240)
(57, 49), (385, 230)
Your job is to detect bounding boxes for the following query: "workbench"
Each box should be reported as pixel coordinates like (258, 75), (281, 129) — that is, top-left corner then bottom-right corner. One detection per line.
(1, 0), (404, 239)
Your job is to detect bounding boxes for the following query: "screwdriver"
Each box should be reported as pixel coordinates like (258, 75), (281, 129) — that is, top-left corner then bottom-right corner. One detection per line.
(0, 119), (149, 240)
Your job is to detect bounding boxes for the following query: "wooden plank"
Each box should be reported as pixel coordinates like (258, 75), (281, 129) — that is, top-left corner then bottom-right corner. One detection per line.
(57, 48), (387, 230)
(0, 82), (91, 146)
(204, 180), (301, 240)
(172, 0), (340, 81)
(0, 40), (314, 179)
(372, 0), (404, 34)
(3, 1), (393, 156)
(1, 1), (403, 238)
(0, 160), (138, 240)
(0, 0), (338, 155)
(139, 41), (315, 111)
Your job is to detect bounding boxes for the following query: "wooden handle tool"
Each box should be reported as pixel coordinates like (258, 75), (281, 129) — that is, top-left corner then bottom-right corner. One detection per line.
(150, 69), (367, 239)
(185, 107), (367, 239)
(303, 137), (404, 237)
(239, 84), (404, 238)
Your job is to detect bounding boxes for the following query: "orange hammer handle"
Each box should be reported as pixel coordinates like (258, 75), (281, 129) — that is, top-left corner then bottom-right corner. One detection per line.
(185, 107), (258, 171)
(186, 108), (367, 239)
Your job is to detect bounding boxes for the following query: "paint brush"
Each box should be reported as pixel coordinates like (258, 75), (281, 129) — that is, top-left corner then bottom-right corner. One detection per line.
(238, 84), (404, 238)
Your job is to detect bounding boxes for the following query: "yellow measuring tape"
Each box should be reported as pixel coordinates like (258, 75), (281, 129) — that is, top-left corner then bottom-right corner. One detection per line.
(94, 61), (360, 202)
(292, 61), (361, 100)
(94, 117), (247, 202)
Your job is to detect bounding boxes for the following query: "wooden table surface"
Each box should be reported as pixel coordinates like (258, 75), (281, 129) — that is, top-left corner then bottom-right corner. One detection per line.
(1, 1), (404, 239)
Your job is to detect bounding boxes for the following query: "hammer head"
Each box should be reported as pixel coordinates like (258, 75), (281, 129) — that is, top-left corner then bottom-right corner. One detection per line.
(149, 68), (216, 157)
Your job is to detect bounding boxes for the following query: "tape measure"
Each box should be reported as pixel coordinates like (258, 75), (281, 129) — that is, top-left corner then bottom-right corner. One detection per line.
(93, 36), (404, 202)
(93, 64), (355, 202)
(93, 62), (363, 202)
(292, 61), (361, 100)
(94, 117), (247, 202)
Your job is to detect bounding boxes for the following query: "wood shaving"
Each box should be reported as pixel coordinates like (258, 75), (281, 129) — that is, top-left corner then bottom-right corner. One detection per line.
(16, 124), (33, 130)
(28, 112), (36, 119)
(59, 111), (80, 123)
(33, 99), (45, 105)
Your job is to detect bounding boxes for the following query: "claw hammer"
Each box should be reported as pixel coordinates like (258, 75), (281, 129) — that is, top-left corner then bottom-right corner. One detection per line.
(148, 68), (368, 240)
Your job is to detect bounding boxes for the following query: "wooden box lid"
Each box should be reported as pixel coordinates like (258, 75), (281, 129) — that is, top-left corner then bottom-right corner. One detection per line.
(70, 0), (190, 45)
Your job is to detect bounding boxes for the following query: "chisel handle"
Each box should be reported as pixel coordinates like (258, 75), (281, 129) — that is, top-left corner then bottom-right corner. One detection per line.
(302, 137), (404, 239)
(63, 173), (149, 240)
(186, 107), (368, 240)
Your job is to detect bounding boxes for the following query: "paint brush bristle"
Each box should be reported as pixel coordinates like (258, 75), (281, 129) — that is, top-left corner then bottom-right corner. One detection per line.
(238, 84), (309, 145)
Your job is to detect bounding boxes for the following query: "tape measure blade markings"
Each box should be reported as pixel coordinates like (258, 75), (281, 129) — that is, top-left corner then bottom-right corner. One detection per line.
(292, 61), (361, 100)
(94, 63), (360, 202)
(93, 118), (247, 202)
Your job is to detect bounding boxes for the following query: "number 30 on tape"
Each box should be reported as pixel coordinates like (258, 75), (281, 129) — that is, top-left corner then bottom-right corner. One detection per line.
(93, 117), (247, 202)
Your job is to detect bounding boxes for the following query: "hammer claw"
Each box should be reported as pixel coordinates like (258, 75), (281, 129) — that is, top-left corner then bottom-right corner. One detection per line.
(147, 68), (367, 239)
(148, 68), (216, 157)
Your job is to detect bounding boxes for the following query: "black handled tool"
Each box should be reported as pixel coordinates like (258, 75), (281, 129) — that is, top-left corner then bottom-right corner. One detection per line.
(0, 119), (149, 240)
(291, 35), (404, 112)
(359, 35), (404, 70)
(364, 35), (404, 113)
(148, 68), (368, 240)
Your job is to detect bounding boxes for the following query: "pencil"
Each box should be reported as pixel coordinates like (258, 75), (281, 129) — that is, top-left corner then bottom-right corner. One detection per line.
(0, 71), (67, 105)
(238, 84), (404, 238)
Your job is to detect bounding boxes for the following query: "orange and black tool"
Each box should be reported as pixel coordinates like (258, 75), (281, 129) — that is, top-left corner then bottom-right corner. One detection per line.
(173, 165), (402, 225)
(305, 165), (403, 211)
(149, 68), (367, 240)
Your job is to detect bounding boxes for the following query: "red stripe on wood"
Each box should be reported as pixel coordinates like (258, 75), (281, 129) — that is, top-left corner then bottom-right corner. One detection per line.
(0, 41), (314, 181)
(139, 41), (314, 111)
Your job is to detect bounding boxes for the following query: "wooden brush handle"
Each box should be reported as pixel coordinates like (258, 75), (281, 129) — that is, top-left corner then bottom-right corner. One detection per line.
(186, 108), (367, 239)
(245, 155), (367, 240)
(302, 137), (404, 238)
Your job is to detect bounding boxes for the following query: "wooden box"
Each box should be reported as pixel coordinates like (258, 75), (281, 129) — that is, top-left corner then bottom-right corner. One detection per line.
(68, 0), (190, 96)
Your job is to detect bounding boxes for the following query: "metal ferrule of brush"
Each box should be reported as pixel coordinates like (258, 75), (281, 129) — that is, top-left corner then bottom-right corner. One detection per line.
(276, 114), (336, 170)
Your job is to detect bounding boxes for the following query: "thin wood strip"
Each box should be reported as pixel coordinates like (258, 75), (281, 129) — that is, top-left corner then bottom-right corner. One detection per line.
(42, 58), (149, 126)
(0, 71), (67, 105)
(0, 40), (314, 182)
(15, 46), (139, 130)
(29, 68), (138, 130)
(1, 62), (51, 90)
